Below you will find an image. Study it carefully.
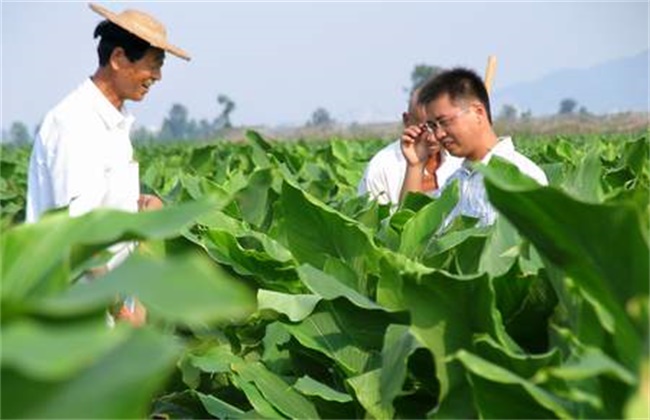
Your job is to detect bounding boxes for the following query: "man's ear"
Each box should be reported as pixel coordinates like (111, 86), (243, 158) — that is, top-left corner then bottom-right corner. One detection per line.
(471, 101), (487, 124)
(402, 112), (410, 127)
(109, 47), (128, 71)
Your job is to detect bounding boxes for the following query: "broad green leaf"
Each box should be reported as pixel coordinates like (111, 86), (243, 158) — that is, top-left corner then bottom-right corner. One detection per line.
(231, 373), (284, 419)
(234, 169), (274, 228)
(278, 180), (379, 279)
(232, 361), (320, 419)
(491, 264), (558, 353)
(347, 369), (393, 419)
(246, 129), (273, 153)
(283, 300), (392, 376)
(478, 216), (520, 277)
(2, 327), (180, 418)
(196, 391), (249, 419)
(257, 289), (321, 322)
(323, 256), (360, 291)
(620, 135), (649, 177)
(294, 375), (353, 403)
(37, 253), (255, 326)
(379, 324), (428, 415)
(188, 345), (243, 374)
(1, 197), (219, 302)
(1, 318), (129, 380)
(297, 264), (383, 311)
(399, 181), (459, 257)
(196, 228), (300, 292)
(539, 347), (636, 385)
(188, 145), (216, 175)
(453, 350), (573, 419)
(394, 269), (518, 416)
(482, 160), (648, 368)
(262, 322), (293, 374)
(472, 334), (562, 379)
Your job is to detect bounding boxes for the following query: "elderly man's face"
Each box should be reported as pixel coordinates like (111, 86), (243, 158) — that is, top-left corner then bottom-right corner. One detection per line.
(115, 47), (165, 102)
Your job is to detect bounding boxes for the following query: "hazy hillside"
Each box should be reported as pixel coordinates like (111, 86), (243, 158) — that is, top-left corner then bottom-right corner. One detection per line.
(493, 49), (648, 116)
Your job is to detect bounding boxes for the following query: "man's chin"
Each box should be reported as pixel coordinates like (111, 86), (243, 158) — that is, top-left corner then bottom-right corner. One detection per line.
(442, 144), (457, 155)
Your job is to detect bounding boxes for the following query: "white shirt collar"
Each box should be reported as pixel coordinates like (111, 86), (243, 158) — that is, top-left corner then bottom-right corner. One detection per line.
(83, 78), (135, 131)
(462, 136), (514, 171)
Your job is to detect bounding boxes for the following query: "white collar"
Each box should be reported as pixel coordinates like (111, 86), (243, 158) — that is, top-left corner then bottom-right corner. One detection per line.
(462, 137), (514, 171)
(83, 78), (135, 130)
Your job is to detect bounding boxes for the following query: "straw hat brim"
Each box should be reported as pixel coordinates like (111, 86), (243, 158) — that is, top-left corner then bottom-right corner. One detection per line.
(89, 3), (190, 61)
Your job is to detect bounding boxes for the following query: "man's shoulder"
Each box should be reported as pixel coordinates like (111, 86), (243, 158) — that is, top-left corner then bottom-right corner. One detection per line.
(37, 80), (98, 148)
(367, 140), (404, 167)
(497, 139), (548, 185)
(45, 80), (94, 122)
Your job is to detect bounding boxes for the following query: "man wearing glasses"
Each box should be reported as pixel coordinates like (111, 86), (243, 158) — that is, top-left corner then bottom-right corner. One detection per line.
(400, 67), (547, 227)
(358, 86), (462, 209)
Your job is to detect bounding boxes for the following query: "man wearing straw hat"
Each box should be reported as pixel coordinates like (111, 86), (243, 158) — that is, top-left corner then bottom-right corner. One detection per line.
(26, 3), (190, 325)
(400, 67), (547, 227)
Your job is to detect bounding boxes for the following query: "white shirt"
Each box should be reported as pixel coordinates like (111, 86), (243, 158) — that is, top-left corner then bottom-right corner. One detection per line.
(439, 136), (548, 228)
(358, 139), (463, 207)
(26, 78), (139, 222)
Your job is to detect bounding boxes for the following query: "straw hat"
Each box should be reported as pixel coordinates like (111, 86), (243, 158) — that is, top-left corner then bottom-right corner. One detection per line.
(89, 3), (190, 61)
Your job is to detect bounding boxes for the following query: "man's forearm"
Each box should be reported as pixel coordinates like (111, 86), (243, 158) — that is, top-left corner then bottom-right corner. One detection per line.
(399, 163), (425, 203)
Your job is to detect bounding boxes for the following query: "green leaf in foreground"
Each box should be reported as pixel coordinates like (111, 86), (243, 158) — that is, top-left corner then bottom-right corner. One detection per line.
(1, 197), (219, 302)
(1, 318), (130, 380)
(2, 327), (180, 418)
(37, 253), (256, 326)
(481, 159), (648, 368)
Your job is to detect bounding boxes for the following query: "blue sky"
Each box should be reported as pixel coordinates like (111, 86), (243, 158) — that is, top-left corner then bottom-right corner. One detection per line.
(2, 1), (648, 131)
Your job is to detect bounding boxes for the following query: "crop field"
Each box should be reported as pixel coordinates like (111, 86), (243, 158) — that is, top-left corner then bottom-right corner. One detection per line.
(1, 131), (648, 418)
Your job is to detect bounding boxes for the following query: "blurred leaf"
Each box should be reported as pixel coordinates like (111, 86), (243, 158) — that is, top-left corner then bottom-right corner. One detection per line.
(1, 197), (219, 302)
(294, 375), (353, 403)
(1, 318), (129, 380)
(2, 327), (179, 418)
(37, 253), (256, 326)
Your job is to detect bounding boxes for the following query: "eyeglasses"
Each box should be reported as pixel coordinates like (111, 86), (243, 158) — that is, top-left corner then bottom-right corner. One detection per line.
(424, 108), (469, 133)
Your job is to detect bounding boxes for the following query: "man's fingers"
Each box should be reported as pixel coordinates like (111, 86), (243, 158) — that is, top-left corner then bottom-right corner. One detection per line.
(401, 125), (425, 146)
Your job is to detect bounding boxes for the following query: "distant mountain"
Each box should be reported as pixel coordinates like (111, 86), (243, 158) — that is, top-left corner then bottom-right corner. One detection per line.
(493, 50), (648, 116)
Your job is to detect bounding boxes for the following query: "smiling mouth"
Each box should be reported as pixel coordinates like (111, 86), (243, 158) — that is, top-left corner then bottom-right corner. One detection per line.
(141, 80), (153, 92)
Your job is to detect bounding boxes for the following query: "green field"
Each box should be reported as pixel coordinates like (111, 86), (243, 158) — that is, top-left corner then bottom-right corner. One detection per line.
(1, 131), (648, 418)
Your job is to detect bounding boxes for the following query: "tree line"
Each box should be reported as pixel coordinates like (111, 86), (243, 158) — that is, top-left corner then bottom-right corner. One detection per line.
(2, 65), (591, 145)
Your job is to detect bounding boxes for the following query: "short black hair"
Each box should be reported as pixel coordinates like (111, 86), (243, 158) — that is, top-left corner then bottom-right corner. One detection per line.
(93, 20), (151, 66)
(417, 67), (492, 124)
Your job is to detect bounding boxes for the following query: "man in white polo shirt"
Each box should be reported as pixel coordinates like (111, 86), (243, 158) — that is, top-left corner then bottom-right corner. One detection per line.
(26, 3), (191, 325)
(400, 67), (547, 227)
